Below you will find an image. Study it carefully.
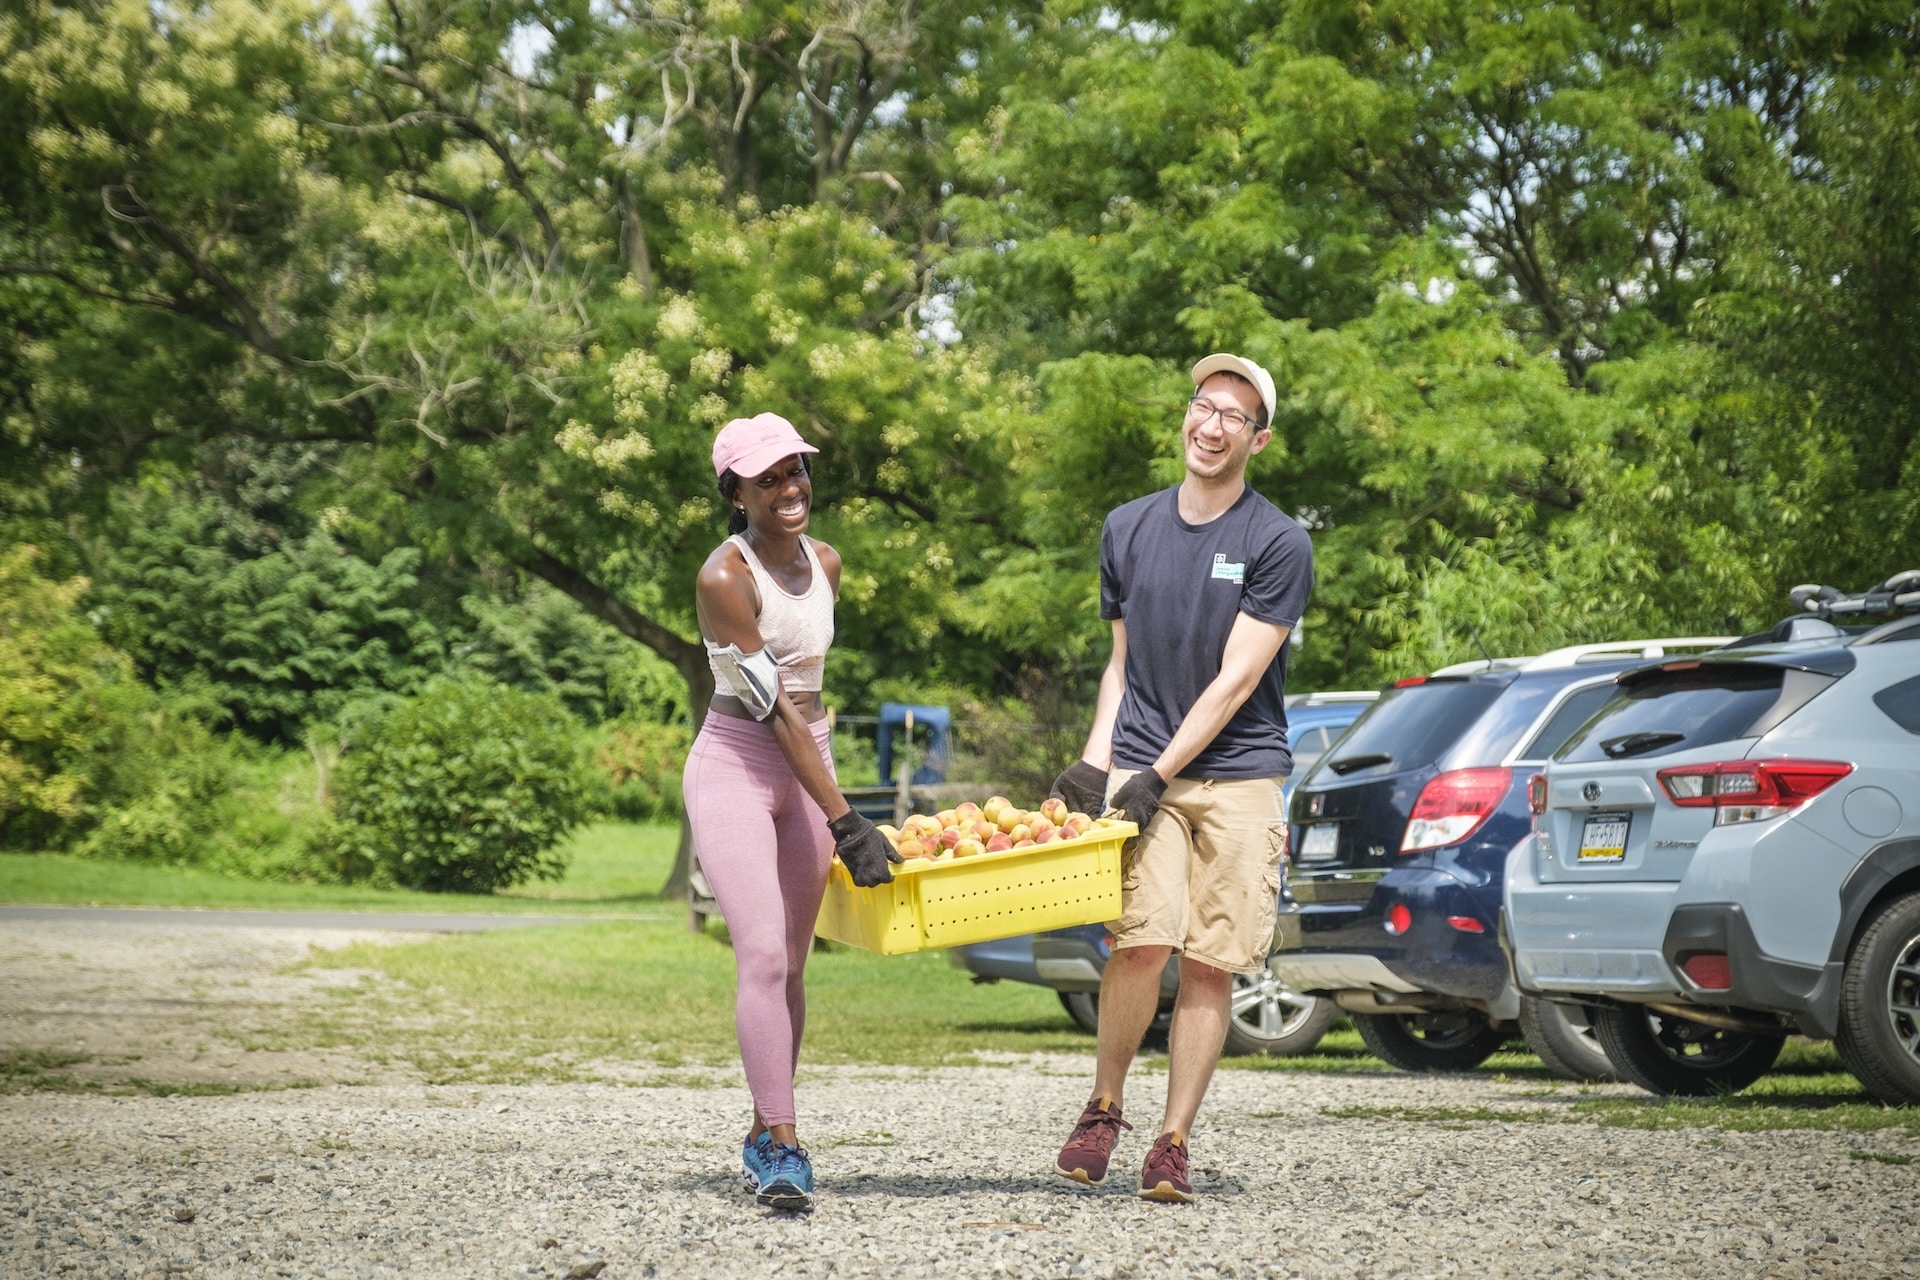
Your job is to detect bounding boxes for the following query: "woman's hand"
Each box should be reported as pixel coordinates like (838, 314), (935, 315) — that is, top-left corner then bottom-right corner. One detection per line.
(825, 811), (901, 887)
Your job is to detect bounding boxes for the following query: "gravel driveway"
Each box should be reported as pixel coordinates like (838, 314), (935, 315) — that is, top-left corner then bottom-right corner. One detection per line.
(3, 916), (1917, 1279)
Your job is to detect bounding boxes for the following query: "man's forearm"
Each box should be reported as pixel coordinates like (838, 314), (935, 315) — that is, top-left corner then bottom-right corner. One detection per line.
(1148, 617), (1292, 781)
(1079, 658), (1126, 770)
(1150, 674), (1258, 781)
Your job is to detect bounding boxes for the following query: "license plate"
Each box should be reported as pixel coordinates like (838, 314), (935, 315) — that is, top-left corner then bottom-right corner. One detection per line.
(1578, 811), (1630, 862)
(1298, 824), (1340, 862)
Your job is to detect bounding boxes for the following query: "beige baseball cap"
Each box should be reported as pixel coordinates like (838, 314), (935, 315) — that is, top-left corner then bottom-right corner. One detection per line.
(1190, 353), (1276, 427)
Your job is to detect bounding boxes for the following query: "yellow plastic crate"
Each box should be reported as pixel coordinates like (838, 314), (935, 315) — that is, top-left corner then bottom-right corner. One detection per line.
(815, 823), (1136, 955)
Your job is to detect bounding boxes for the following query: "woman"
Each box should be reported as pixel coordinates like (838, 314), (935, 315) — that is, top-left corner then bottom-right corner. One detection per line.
(682, 411), (897, 1213)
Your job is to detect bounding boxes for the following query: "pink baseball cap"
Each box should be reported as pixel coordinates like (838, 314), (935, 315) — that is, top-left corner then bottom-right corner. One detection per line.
(711, 412), (818, 479)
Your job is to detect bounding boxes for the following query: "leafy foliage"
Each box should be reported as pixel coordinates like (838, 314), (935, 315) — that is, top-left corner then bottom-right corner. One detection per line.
(89, 496), (442, 745)
(326, 675), (593, 892)
(0, 545), (145, 847)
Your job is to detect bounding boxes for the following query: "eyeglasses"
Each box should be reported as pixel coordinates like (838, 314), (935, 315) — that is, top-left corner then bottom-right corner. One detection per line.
(1185, 395), (1259, 435)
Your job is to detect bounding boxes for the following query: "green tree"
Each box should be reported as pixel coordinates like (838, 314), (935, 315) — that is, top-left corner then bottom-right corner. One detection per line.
(90, 495), (442, 744)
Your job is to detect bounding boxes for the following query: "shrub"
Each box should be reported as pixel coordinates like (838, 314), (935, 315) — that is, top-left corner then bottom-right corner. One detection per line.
(591, 720), (690, 821)
(327, 676), (592, 892)
(82, 710), (335, 882)
(0, 546), (148, 849)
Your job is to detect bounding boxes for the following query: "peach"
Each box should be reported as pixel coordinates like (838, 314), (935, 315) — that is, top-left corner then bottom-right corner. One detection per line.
(1013, 838), (1036, 848)
(1062, 815), (1092, 838)
(896, 836), (926, 859)
(877, 824), (901, 845)
(1039, 797), (1069, 826)
(935, 809), (958, 828)
(955, 838), (986, 859)
(1008, 823), (1031, 843)
(1029, 815), (1055, 838)
(1033, 827), (1058, 844)
(955, 802), (982, 822)
(986, 832), (1014, 853)
(970, 819), (998, 844)
(938, 825), (962, 850)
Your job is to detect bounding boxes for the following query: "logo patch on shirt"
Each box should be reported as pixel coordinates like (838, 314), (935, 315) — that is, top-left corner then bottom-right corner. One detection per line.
(1210, 554), (1245, 584)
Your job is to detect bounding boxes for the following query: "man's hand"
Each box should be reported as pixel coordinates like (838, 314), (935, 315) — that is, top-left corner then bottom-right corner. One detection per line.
(1049, 760), (1110, 816)
(1106, 769), (1168, 831)
(826, 811), (901, 887)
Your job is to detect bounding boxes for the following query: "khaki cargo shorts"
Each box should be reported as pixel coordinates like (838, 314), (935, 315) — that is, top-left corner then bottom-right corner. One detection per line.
(1105, 768), (1289, 976)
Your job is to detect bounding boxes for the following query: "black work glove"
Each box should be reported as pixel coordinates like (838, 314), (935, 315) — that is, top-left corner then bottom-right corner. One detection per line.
(1106, 769), (1168, 832)
(1049, 760), (1110, 817)
(826, 810), (901, 888)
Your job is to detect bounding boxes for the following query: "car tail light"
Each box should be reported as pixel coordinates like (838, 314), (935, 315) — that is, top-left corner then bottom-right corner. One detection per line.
(1527, 773), (1548, 816)
(1401, 767), (1513, 852)
(1656, 759), (1853, 827)
(1385, 903), (1412, 935)
(1680, 953), (1733, 990)
(1446, 915), (1486, 934)
(1394, 676), (1428, 688)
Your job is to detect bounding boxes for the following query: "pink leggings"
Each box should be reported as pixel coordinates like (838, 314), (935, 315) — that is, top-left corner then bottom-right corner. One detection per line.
(682, 713), (835, 1128)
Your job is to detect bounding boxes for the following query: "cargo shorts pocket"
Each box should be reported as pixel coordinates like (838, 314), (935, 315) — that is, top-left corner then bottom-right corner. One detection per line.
(1250, 822), (1287, 968)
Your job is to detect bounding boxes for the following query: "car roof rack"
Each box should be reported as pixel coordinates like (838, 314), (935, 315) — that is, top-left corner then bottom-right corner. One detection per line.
(1429, 637), (1736, 678)
(1789, 570), (1920, 621)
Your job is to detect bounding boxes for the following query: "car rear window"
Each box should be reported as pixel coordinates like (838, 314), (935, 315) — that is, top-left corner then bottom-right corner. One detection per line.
(1557, 664), (1837, 763)
(1307, 677), (1508, 781)
(1514, 681), (1621, 762)
(1875, 675), (1920, 735)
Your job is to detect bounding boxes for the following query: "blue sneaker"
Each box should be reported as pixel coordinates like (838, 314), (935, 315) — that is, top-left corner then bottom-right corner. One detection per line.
(741, 1130), (776, 1192)
(756, 1143), (814, 1212)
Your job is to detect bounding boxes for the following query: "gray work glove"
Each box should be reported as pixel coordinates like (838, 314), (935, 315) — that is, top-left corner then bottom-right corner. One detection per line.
(826, 810), (901, 887)
(1106, 769), (1168, 832)
(1049, 760), (1110, 816)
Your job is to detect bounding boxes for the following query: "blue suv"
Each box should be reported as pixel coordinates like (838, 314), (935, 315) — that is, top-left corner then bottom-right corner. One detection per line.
(1271, 639), (1730, 1077)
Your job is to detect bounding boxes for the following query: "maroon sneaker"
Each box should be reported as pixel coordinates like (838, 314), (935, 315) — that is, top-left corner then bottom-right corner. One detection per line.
(1054, 1096), (1131, 1186)
(1138, 1132), (1194, 1203)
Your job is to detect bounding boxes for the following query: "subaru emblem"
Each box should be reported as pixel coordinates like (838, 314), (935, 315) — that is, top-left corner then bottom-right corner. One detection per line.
(1582, 781), (1602, 803)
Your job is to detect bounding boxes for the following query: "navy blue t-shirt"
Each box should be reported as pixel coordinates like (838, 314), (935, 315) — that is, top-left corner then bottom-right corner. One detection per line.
(1100, 485), (1314, 780)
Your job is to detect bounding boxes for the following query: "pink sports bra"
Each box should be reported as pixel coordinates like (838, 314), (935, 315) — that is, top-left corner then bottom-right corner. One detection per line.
(707, 534), (834, 695)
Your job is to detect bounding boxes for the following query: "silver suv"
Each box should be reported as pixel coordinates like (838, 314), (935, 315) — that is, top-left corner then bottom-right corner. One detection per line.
(1504, 579), (1920, 1101)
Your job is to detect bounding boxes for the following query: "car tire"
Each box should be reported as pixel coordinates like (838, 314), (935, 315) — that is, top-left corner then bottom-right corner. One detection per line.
(1835, 892), (1920, 1106)
(1592, 1004), (1784, 1097)
(1221, 964), (1337, 1057)
(1057, 991), (1101, 1036)
(1352, 1010), (1509, 1073)
(1518, 997), (1618, 1082)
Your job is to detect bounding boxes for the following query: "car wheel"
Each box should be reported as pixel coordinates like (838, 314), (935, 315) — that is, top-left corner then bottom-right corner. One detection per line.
(1352, 1010), (1509, 1073)
(1221, 964), (1337, 1057)
(1518, 997), (1618, 1082)
(1592, 1004), (1784, 1096)
(1835, 892), (1920, 1106)
(1057, 991), (1101, 1036)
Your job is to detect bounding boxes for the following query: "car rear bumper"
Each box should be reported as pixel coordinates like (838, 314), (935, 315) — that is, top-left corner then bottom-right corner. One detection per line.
(1505, 835), (1683, 997)
(1277, 865), (1509, 1003)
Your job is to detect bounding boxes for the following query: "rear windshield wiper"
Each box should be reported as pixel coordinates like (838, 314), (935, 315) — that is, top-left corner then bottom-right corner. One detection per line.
(1600, 731), (1685, 759)
(1327, 752), (1393, 775)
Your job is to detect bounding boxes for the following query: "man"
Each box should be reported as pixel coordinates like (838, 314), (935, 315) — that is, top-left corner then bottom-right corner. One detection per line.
(1048, 352), (1313, 1203)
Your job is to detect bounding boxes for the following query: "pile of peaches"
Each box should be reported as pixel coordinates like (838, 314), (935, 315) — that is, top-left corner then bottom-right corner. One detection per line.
(877, 795), (1124, 866)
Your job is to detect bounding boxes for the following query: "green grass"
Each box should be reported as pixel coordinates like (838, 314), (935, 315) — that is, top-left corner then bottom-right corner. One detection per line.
(0, 821), (679, 915)
(282, 918), (1095, 1083)
(1313, 1039), (1919, 1134)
